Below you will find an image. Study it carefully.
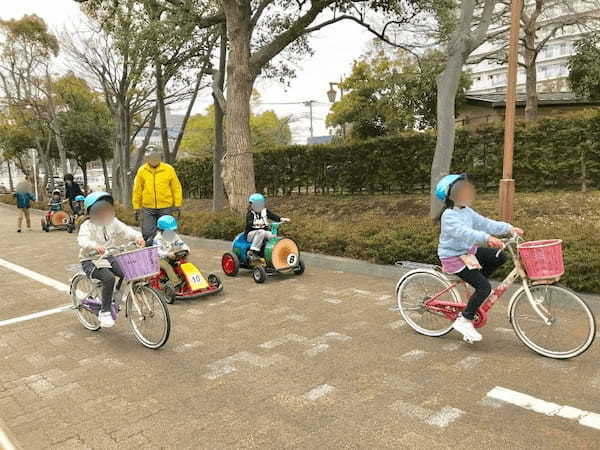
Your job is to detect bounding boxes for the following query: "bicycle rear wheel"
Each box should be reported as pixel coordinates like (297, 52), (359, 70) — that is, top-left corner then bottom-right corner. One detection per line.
(510, 284), (596, 359)
(126, 285), (171, 349)
(397, 271), (460, 337)
(71, 274), (101, 331)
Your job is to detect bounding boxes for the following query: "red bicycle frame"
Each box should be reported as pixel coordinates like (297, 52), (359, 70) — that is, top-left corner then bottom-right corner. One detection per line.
(423, 268), (519, 329)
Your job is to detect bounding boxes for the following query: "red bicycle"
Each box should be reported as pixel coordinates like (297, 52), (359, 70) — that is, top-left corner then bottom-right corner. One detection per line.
(395, 234), (596, 359)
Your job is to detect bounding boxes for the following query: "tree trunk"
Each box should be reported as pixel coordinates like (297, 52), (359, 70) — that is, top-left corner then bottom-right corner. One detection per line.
(114, 102), (133, 206)
(155, 58), (172, 163)
(222, 1), (256, 214)
(82, 162), (88, 192)
(6, 159), (14, 192)
(101, 156), (111, 191)
(431, 43), (467, 217)
(213, 25), (227, 211)
(524, 32), (538, 121)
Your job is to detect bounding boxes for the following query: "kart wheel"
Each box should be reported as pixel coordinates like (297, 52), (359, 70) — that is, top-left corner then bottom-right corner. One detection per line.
(222, 252), (240, 277)
(67, 224), (74, 233)
(208, 273), (222, 289)
(293, 259), (305, 275)
(163, 281), (176, 304)
(252, 266), (267, 284)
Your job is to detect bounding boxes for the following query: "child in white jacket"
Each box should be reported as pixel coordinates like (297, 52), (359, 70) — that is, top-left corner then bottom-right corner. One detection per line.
(78, 192), (144, 328)
(152, 215), (189, 287)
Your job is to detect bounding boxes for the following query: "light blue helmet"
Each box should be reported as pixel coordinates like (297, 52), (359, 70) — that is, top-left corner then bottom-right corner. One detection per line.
(248, 193), (265, 204)
(435, 174), (466, 202)
(83, 191), (113, 214)
(75, 195), (85, 202)
(157, 215), (177, 231)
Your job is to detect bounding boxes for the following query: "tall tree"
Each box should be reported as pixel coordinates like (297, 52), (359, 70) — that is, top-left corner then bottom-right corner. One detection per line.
(180, 105), (292, 157)
(54, 73), (114, 189)
(0, 15), (65, 185)
(326, 47), (471, 139)
(431, 0), (505, 217)
(219, 0), (438, 213)
(568, 33), (600, 99)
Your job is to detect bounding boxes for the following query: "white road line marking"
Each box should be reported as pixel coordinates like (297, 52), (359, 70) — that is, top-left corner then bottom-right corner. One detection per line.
(0, 257), (72, 327)
(386, 319), (406, 329)
(305, 384), (334, 401)
(400, 349), (426, 361)
(425, 406), (465, 428)
(487, 386), (600, 431)
(0, 305), (72, 328)
(454, 356), (482, 370)
(0, 427), (16, 450)
(0, 257), (70, 293)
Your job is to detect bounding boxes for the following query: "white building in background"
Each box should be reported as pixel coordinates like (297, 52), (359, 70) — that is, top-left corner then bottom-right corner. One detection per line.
(468, 1), (600, 95)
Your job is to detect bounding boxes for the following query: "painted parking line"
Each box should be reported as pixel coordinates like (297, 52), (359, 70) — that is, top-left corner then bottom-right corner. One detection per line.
(0, 426), (17, 450)
(0, 305), (72, 328)
(0, 257), (71, 327)
(0, 257), (70, 293)
(487, 386), (600, 431)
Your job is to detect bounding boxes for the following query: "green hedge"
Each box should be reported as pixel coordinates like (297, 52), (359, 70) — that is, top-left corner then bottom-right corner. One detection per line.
(3, 192), (600, 294)
(175, 110), (600, 198)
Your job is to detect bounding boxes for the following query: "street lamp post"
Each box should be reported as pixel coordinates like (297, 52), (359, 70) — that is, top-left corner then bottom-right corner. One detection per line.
(499, 0), (522, 222)
(326, 78), (346, 138)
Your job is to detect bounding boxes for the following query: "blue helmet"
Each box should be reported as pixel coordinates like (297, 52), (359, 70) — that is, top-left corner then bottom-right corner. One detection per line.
(75, 195), (85, 202)
(248, 193), (265, 204)
(84, 191), (113, 214)
(435, 174), (466, 202)
(157, 215), (177, 231)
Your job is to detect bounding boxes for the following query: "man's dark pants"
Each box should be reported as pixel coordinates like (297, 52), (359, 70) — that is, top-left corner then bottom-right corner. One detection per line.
(141, 207), (175, 246)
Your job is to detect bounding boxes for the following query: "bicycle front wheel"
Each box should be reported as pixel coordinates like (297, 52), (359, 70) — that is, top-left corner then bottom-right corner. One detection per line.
(510, 284), (596, 359)
(397, 271), (460, 337)
(71, 274), (101, 331)
(126, 285), (171, 349)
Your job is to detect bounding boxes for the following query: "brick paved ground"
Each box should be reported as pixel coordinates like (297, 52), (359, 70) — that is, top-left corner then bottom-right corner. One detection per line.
(0, 205), (599, 449)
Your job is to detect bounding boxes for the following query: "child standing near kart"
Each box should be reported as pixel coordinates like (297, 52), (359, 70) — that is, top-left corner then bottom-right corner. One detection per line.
(78, 192), (145, 328)
(153, 215), (190, 288)
(245, 193), (290, 261)
(435, 174), (523, 343)
(13, 180), (35, 232)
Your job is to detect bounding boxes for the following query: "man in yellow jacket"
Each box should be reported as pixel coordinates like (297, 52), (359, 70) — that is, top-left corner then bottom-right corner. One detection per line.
(132, 150), (183, 245)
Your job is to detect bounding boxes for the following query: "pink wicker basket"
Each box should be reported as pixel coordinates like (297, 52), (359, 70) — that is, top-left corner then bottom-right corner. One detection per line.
(518, 239), (564, 280)
(114, 246), (160, 281)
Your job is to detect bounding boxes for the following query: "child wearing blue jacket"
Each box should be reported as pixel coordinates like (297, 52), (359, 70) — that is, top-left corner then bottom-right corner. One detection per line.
(435, 174), (523, 342)
(13, 180), (36, 232)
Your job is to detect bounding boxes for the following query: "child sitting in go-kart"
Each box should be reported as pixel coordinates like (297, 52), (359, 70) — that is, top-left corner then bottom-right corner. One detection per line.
(153, 215), (190, 288)
(245, 193), (289, 262)
(48, 189), (64, 212)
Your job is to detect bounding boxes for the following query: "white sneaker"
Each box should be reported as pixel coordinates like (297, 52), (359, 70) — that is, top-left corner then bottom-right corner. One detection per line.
(453, 315), (482, 342)
(98, 311), (115, 328)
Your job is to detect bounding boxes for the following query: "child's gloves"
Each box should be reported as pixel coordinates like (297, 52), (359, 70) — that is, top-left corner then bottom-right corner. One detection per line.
(281, 217), (291, 223)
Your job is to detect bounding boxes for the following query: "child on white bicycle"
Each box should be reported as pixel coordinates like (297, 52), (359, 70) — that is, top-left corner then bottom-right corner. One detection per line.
(78, 192), (145, 328)
(435, 174), (523, 342)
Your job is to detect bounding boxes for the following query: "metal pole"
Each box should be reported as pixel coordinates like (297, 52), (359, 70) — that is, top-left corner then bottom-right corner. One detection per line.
(499, 0), (521, 222)
(309, 101), (314, 138)
(31, 149), (39, 200)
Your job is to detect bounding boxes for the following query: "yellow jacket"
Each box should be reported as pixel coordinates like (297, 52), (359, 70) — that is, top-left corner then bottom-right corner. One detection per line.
(132, 162), (183, 209)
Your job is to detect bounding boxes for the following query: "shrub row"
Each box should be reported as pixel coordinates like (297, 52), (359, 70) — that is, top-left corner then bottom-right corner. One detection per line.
(175, 110), (600, 199)
(2, 192), (599, 293)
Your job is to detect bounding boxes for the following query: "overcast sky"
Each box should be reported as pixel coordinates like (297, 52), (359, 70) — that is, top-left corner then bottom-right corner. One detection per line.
(1, 0), (375, 143)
